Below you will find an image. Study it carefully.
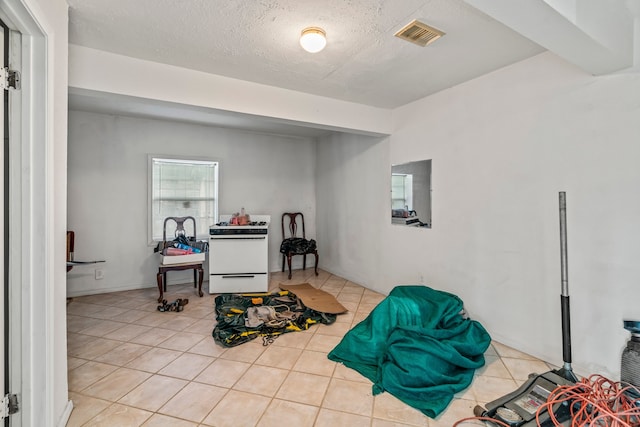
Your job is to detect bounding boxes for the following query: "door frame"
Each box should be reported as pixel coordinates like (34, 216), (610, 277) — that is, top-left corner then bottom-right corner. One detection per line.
(0, 19), (6, 425)
(0, 0), (59, 425)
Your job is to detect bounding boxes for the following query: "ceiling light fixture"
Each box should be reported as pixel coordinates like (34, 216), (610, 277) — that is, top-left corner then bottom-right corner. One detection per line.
(300, 27), (326, 53)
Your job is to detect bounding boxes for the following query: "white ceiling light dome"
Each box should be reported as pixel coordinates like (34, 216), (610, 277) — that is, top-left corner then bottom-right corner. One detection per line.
(300, 27), (327, 53)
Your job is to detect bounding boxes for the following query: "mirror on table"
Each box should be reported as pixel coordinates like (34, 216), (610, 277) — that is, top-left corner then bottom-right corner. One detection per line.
(391, 159), (431, 228)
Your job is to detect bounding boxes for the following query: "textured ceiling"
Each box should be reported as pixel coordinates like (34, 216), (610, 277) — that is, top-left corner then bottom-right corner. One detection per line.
(68, 0), (638, 136)
(67, 0), (545, 109)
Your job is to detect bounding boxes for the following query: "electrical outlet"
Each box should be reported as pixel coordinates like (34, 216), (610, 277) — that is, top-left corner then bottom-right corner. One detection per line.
(95, 269), (104, 280)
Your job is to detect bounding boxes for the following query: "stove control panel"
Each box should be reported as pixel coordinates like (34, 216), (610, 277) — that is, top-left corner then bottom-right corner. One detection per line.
(209, 227), (268, 235)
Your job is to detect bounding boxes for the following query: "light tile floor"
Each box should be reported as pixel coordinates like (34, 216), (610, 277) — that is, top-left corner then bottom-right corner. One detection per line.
(66, 270), (553, 426)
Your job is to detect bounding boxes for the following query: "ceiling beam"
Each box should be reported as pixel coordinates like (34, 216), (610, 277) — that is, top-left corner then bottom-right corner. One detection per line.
(465, 0), (635, 75)
(68, 45), (392, 137)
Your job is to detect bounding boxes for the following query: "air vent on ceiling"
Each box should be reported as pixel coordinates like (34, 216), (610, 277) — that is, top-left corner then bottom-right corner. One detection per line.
(394, 19), (445, 47)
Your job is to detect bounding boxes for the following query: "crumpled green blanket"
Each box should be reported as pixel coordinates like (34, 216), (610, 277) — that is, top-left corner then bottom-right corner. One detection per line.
(327, 285), (491, 418)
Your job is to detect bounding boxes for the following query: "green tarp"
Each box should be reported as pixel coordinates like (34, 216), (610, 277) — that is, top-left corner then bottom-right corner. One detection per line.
(327, 285), (491, 418)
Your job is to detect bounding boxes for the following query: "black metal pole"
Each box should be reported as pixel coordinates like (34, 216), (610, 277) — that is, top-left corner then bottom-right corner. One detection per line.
(557, 192), (578, 382)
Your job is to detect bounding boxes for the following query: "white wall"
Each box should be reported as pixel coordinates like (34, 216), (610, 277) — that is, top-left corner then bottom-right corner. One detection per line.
(316, 133), (390, 287)
(67, 111), (317, 296)
(317, 51), (640, 379)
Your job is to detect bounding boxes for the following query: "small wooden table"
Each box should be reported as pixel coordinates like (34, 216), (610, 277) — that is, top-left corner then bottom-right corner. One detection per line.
(157, 262), (204, 303)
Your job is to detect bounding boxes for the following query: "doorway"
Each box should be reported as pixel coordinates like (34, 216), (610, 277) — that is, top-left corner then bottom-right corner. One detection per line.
(0, 0), (63, 424)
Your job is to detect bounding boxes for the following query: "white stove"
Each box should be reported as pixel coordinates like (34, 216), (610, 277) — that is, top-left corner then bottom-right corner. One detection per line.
(208, 215), (270, 293)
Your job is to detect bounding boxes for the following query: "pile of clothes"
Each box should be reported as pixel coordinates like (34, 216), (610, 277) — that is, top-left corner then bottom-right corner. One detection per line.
(154, 234), (208, 255)
(213, 290), (336, 347)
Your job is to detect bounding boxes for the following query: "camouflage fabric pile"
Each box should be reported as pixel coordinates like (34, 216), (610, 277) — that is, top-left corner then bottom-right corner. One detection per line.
(212, 290), (336, 347)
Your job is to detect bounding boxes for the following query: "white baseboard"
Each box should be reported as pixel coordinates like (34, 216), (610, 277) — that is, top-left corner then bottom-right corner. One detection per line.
(66, 279), (211, 298)
(66, 282), (155, 298)
(57, 400), (73, 427)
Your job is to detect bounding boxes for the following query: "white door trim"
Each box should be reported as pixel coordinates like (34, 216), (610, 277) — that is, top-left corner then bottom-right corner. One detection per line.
(0, 0), (59, 425)
(0, 20), (6, 421)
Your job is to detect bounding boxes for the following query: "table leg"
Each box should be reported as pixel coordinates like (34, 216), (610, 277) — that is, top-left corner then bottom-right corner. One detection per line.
(197, 267), (204, 297)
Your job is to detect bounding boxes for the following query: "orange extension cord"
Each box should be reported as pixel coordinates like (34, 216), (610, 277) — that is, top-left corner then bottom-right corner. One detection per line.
(452, 374), (640, 427)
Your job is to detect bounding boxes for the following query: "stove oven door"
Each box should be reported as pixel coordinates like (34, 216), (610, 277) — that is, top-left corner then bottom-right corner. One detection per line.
(209, 235), (269, 293)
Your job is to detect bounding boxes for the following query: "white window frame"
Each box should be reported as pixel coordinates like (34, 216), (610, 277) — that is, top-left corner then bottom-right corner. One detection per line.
(391, 173), (413, 210)
(148, 155), (219, 244)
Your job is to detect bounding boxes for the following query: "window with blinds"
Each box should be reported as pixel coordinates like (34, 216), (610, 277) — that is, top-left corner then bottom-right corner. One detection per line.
(391, 173), (413, 210)
(150, 157), (219, 241)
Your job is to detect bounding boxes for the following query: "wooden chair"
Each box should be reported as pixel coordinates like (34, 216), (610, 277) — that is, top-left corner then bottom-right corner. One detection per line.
(156, 216), (204, 303)
(280, 212), (319, 280)
(67, 231), (75, 272)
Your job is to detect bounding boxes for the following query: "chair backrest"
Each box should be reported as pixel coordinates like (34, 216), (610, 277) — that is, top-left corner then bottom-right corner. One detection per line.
(163, 216), (197, 241)
(282, 212), (306, 240)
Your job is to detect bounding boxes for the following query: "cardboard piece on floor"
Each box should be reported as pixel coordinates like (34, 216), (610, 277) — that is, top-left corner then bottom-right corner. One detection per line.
(279, 282), (348, 314)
